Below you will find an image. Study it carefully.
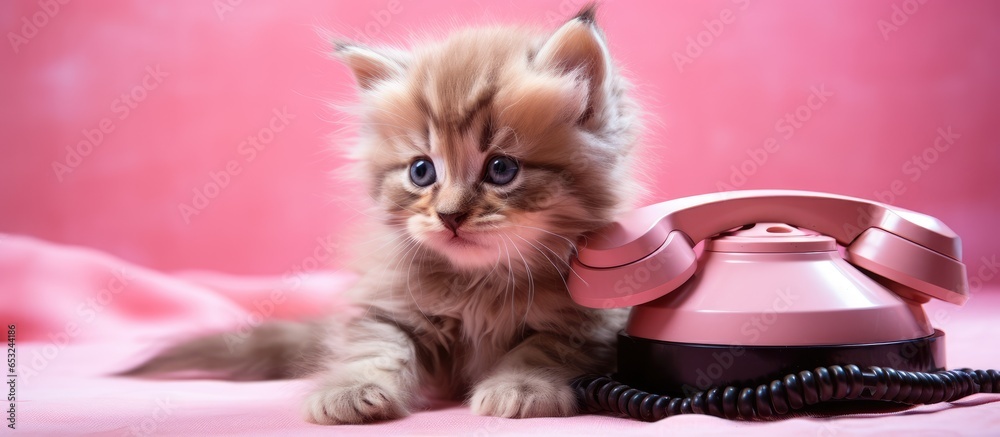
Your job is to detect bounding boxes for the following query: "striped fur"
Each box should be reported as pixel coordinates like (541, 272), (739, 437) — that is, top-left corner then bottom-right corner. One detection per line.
(127, 7), (643, 424)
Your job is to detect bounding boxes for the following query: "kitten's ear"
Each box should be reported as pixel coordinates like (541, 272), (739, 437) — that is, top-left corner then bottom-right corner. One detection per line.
(535, 5), (610, 122)
(536, 7), (608, 82)
(334, 42), (407, 90)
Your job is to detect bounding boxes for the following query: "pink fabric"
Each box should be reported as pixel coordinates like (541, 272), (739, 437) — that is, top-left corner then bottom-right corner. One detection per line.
(6, 234), (999, 435)
(2, 0), (999, 276)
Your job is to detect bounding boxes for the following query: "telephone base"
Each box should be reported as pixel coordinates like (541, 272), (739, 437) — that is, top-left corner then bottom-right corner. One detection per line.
(616, 330), (946, 397)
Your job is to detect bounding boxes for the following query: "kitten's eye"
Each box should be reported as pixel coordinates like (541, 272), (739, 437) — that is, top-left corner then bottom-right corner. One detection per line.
(485, 156), (519, 185)
(409, 159), (436, 187)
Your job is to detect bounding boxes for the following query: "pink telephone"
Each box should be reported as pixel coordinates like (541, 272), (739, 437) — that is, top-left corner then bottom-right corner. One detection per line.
(568, 190), (997, 420)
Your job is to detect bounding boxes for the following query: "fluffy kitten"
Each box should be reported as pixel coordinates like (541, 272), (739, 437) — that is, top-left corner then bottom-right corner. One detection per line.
(126, 6), (643, 424)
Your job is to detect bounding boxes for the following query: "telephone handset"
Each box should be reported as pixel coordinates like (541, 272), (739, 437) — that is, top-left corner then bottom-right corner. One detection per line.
(567, 190), (997, 421)
(568, 189), (968, 309)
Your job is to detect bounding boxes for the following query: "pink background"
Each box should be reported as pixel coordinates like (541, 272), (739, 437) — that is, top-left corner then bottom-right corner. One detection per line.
(4, 3), (1000, 432)
(2, 0), (998, 277)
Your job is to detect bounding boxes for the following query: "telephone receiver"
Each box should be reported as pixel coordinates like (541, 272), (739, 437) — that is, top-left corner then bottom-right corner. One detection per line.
(567, 190), (997, 421)
(569, 189), (967, 309)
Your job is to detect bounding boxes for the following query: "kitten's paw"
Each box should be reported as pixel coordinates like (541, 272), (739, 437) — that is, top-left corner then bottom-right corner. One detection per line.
(304, 381), (408, 425)
(470, 372), (576, 418)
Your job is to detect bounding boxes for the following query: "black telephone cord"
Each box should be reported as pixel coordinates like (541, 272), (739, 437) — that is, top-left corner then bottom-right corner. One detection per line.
(572, 365), (1000, 421)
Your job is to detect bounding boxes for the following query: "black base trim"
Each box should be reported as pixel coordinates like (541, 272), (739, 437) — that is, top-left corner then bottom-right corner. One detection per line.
(616, 330), (946, 397)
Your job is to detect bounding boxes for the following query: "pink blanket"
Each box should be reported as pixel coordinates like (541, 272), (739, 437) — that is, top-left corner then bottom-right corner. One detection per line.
(5, 234), (999, 435)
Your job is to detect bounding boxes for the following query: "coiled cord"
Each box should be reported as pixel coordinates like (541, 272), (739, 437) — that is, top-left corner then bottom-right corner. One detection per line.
(572, 365), (1000, 421)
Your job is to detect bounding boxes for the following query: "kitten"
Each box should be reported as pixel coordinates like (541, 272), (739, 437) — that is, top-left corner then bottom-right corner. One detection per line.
(125, 5), (643, 424)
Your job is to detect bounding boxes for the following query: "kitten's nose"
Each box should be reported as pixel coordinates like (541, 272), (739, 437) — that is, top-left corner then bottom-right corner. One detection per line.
(437, 211), (469, 233)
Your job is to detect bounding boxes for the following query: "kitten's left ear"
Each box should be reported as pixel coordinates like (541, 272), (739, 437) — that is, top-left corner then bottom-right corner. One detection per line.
(334, 42), (407, 90)
(534, 6), (612, 123)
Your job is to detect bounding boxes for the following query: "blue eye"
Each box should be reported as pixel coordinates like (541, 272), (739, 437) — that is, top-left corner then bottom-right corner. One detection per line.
(485, 156), (519, 185)
(409, 159), (436, 187)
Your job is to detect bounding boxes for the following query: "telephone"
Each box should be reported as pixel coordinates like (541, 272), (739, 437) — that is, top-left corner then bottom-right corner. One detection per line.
(567, 190), (998, 421)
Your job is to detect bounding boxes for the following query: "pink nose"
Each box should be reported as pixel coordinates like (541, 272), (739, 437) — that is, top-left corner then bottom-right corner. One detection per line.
(437, 211), (469, 233)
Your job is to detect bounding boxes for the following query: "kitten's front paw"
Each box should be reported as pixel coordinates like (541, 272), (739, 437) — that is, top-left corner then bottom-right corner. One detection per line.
(470, 372), (576, 418)
(304, 381), (407, 425)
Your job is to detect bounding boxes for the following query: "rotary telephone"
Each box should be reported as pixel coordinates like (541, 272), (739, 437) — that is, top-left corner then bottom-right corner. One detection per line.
(567, 190), (998, 421)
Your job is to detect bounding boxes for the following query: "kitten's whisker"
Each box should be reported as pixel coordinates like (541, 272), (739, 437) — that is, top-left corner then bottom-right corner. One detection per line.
(369, 235), (427, 336)
(515, 233), (571, 270)
(510, 224), (577, 248)
(514, 233), (573, 296)
(512, 233), (563, 271)
(334, 121), (421, 141)
(497, 92), (529, 120)
(511, 225), (591, 287)
(362, 188), (421, 217)
(504, 234), (535, 331)
(487, 244), (504, 278)
(499, 235), (516, 325)
(404, 240), (437, 329)
(359, 232), (415, 320)
(490, 125), (521, 157)
(355, 228), (410, 253)
(380, 233), (418, 279)
(328, 190), (419, 222)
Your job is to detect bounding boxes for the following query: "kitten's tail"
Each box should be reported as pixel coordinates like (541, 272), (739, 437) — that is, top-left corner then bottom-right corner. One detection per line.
(118, 321), (329, 381)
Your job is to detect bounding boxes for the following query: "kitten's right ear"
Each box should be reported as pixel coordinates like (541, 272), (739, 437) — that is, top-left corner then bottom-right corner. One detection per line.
(535, 5), (608, 83)
(334, 42), (406, 90)
(535, 5), (612, 125)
